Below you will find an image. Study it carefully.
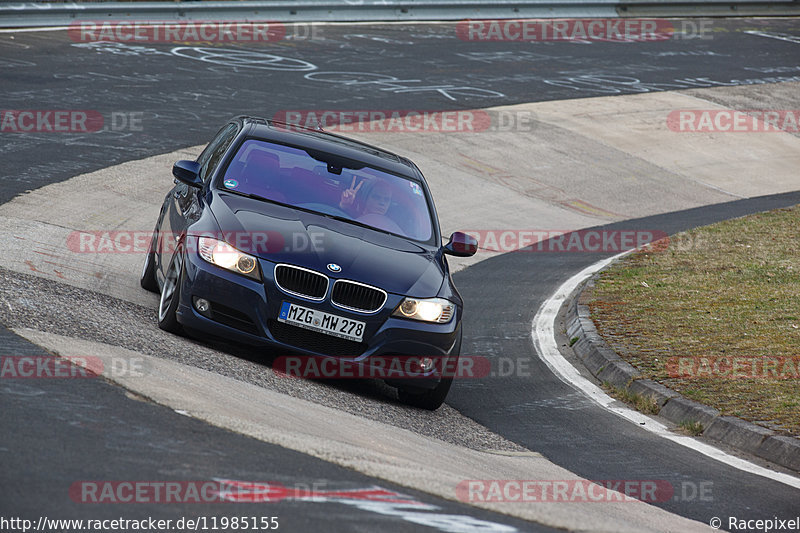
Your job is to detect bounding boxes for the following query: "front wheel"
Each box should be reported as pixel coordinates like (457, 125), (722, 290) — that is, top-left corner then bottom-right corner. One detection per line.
(158, 248), (184, 334)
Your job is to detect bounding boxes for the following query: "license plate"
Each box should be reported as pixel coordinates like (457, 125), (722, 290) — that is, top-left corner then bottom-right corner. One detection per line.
(278, 301), (365, 343)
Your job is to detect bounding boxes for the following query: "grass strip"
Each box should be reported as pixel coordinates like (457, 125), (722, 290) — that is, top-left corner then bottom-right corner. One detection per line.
(589, 205), (800, 436)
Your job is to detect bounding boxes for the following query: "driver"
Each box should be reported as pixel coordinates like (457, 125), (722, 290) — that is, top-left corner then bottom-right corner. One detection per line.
(339, 176), (403, 234)
(339, 176), (391, 216)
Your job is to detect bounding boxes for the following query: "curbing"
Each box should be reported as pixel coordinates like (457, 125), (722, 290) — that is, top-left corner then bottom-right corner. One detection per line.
(705, 416), (776, 456)
(659, 397), (720, 428)
(756, 436), (800, 472)
(628, 379), (680, 408)
(565, 276), (800, 473)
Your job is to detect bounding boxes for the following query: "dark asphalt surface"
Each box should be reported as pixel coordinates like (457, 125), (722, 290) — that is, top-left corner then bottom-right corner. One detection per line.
(2, 18), (800, 533)
(450, 193), (800, 526)
(2, 18), (800, 203)
(0, 327), (542, 533)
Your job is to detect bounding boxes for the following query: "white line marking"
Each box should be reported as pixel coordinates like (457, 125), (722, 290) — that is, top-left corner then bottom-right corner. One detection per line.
(0, 20), (465, 35)
(0, 26), (73, 33)
(531, 252), (800, 489)
(744, 30), (800, 45)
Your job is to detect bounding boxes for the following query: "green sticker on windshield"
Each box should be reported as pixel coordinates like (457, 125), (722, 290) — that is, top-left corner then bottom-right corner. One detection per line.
(224, 179), (238, 189)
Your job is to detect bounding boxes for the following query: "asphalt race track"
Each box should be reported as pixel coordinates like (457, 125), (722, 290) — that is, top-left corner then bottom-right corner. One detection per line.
(2, 17), (800, 533)
(0, 328), (541, 532)
(3, 18), (800, 202)
(450, 193), (800, 523)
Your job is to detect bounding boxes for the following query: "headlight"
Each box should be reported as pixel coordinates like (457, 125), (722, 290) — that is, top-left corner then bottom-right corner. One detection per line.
(198, 237), (261, 280)
(392, 297), (455, 324)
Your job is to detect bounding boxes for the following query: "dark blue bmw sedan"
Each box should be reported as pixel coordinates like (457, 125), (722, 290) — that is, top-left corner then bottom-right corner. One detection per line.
(140, 116), (477, 409)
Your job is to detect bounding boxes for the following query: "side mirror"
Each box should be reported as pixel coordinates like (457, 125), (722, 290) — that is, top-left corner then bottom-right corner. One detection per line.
(443, 231), (478, 257)
(172, 160), (203, 188)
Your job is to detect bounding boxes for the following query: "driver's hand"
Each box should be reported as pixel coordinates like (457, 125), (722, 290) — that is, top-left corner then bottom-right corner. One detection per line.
(340, 176), (363, 210)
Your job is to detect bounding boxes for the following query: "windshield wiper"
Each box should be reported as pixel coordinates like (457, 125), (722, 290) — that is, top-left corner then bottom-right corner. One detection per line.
(321, 212), (374, 230)
(222, 188), (290, 207)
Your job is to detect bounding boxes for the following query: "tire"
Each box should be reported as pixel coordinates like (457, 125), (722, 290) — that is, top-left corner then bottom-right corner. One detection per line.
(397, 332), (461, 410)
(140, 227), (159, 293)
(158, 248), (184, 334)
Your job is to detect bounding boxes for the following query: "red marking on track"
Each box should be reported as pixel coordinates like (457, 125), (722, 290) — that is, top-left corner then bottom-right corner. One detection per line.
(42, 260), (102, 279)
(34, 250), (62, 259)
(217, 480), (423, 505)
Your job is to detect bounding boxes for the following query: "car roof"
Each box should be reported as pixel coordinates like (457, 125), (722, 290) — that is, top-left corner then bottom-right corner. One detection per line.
(237, 116), (422, 180)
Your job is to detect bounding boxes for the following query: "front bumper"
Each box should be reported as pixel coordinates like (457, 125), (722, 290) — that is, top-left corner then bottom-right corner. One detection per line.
(174, 247), (460, 388)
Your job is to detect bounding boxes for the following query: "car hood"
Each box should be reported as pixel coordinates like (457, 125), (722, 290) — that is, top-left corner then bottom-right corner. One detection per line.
(206, 192), (444, 296)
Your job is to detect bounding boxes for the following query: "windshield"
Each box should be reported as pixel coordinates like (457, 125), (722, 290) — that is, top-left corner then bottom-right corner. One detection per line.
(220, 139), (434, 242)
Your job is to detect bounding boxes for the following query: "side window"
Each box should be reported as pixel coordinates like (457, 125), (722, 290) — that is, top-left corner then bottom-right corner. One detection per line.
(197, 123), (239, 184)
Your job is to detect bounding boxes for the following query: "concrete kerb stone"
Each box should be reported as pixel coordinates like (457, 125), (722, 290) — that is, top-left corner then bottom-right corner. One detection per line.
(756, 436), (800, 472)
(659, 397), (721, 429)
(564, 274), (800, 473)
(628, 379), (680, 409)
(704, 416), (774, 456)
(572, 282), (641, 389)
(596, 360), (641, 389)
